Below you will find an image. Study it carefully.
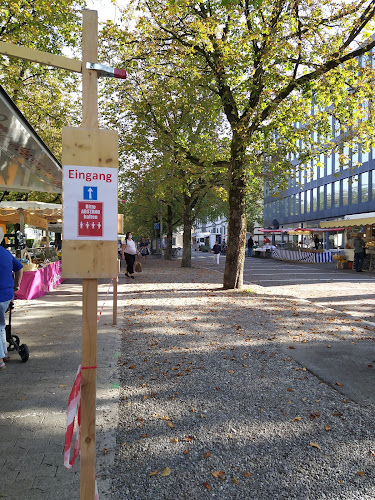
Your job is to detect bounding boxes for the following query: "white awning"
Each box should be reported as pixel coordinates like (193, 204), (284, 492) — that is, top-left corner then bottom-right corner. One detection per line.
(0, 201), (62, 230)
(320, 218), (375, 228)
(0, 85), (62, 193)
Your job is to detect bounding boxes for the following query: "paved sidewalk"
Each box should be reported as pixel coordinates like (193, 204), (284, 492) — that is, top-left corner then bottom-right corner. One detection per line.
(1, 277), (123, 500)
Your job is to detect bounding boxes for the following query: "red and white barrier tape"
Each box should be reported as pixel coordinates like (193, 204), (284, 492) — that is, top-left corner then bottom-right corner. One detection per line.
(97, 279), (114, 323)
(64, 364), (99, 499)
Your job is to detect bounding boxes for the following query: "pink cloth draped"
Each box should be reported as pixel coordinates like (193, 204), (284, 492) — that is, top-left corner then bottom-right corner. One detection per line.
(16, 261), (64, 300)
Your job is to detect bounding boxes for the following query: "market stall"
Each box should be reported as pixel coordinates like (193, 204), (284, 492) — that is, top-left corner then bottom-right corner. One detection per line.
(0, 201), (63, 298)
(321, 217), (375, 272)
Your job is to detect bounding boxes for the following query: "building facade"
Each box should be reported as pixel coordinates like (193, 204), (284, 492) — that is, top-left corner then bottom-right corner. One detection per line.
(264, 132), (375, 230)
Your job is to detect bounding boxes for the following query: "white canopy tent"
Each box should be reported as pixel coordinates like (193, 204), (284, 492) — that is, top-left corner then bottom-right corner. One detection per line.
(0, 85), (62, 194)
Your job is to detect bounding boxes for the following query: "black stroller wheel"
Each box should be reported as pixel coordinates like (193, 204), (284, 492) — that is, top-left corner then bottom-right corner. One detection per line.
(19, 344), (29, 362)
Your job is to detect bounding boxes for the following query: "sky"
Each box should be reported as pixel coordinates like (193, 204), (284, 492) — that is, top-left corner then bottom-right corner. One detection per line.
(86, 0), (126, 24)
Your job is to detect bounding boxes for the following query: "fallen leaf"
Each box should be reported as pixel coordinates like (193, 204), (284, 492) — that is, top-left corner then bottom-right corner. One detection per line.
(161, 467), (171, 477)
(332, 412), (343, 416)
(233, 477), (239, 484)
(356, 471), (365, 476)
(370, 450), (375, 457)
(288, 346), (296, 349)
(203, 482), (211, 490)
(292, 417), (302, 422)
(159, 416), (171, 420)
(203, 452), (211, 458)
(287, 388), (294, 392)
(336, 382), (344, 387)
(170, 438), (179, 443)
(183, 449), (189, 455)
(140, 433), (150, 438)
(212, 471), (225, 478)
(149, 470), (158, 477)
(228, 370), (235, 374)
(325, 425), (331, 431)
(121, 441), (127, 447)
(129, 365), (136, 369)
(103, 448), (108, 455)
(59, 385), (67, 388)
(167, 422), (176, 429)
(309, 442), (321, 450)
(184, 436), (194, 441)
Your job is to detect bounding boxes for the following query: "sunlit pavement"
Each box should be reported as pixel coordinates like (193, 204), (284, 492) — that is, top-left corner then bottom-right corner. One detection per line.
(192, 251), (375, 324)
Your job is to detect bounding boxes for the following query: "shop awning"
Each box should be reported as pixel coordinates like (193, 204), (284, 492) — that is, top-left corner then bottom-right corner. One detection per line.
(0, 201), (62, 230)
(0, 85), (62, 193)
(320, 218), (375, 228)
(193, 232), (211, 238)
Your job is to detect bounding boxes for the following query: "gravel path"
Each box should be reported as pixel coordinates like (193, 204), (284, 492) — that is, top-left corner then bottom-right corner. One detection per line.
(109, 258), (375, 500)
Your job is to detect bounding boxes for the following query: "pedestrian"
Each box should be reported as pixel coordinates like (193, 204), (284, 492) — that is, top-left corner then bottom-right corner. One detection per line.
(353, 232), (366, 272)
(0, 228), (23, 370)
(212, 241), (221, 264)
(122, 232), (138, 279)
(247, 235), (254, 257)
(264, 236), (271, 245)
(314, 235), (320, 250)
(139, 238), (150, 262)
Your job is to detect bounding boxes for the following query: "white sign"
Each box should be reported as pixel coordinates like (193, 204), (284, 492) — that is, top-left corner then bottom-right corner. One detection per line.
(63, 165), (118, 241)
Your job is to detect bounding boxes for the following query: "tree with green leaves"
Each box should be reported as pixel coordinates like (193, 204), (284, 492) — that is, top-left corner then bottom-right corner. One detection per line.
(0, 0), (85, 203)
(101, 0), (375, 289)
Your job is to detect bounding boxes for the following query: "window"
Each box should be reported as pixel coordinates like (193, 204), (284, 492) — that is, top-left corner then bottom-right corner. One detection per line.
(326, 155), (333, 175)
(342, 178), (349, 206)
(306, 190), (311, 212)
(361, 172), (369, 202)
(351, 175), (359, 204)
(352, 146), (359, 169)
(372, 170), (375, 200)
(343, 145), (350, 170)
(334, 181), (340, 207)
(312, 159), (318, 180)
(333, 154), (340, 173)
(361, 147), (369, 165)
(318, 186), (324, 210)
(300, 191), (305, 214)
(312, 188), (317, 211)
(326, 183), (332, 208)
(290, 195), (295, 216)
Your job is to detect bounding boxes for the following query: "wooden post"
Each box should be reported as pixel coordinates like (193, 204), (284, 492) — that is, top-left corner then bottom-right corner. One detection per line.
(81, 10), (98, 500)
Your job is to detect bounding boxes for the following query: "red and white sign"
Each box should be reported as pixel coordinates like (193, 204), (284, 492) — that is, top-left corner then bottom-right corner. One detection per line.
(63, 165), (117, 241)
(78, 202), (103, 237)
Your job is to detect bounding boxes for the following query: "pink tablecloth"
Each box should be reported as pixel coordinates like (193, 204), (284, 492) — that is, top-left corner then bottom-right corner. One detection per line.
(16, 261), (64, 300)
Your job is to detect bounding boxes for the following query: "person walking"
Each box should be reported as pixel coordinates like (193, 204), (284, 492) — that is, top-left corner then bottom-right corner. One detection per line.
(139, 238), (150, 262)
(122, 232), (138, 279)
(353, 232), (366, 272)
(247, 235), (254, 257)
(0, 228), (23, 370)
(212, 241), (221, 264)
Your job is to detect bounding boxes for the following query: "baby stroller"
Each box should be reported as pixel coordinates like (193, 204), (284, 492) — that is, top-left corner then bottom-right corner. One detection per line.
(5, 299), (29, 362)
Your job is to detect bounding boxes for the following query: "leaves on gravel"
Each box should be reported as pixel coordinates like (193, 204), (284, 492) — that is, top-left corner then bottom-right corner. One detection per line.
(161, 467), (171, 477)
(309, 442), (321, 450)
(212, 471), (225, 478)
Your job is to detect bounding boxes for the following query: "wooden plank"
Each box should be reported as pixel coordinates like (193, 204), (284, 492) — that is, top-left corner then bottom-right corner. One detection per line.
(0, 41), (81, 73)
(62, 127), (118, 168)
(80, 279), (97, 500)
(62, 240), (118, 278)
(117, 214), (123, 234)
(24, 212), (48, 230)
(82, 10), (98, 129)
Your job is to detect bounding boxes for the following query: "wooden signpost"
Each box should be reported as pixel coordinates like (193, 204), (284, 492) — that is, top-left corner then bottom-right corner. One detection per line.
(0, 9), (124, 499)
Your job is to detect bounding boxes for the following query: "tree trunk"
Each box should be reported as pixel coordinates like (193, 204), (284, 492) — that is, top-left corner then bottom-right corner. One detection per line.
(164, 205), (173, 260)
(223, 132), (247, 289)
(181, 193), (192, 268)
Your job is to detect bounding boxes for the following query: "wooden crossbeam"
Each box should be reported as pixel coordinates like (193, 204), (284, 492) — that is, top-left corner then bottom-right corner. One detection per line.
(0, 41), (82, 73)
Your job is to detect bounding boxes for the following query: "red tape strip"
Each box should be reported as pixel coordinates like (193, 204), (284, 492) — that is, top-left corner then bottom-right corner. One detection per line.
(81, 365), (97, 370)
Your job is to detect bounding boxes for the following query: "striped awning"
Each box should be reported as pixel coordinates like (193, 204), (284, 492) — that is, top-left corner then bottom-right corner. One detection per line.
(320, 218), (375, 228)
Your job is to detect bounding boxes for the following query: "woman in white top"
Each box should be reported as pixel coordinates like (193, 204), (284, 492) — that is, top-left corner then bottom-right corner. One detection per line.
(121, 232), (138, 278)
